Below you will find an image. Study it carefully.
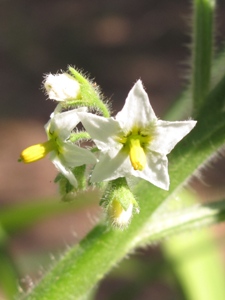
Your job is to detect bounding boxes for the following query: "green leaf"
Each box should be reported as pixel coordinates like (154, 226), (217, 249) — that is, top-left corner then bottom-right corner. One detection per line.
(163, 229), (225, 300)
(0, 191), (100, 235)
(139, 195), (225, 243)
(0, 248), (19, 300)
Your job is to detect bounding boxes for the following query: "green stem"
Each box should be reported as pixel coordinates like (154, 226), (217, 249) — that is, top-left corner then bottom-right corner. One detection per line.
(164, 9), (225, 295)
(165, 0), (218, 121)
(192, 0), (215, 115)
(23, 118), (225, 300)
(21, 58), (225, 300)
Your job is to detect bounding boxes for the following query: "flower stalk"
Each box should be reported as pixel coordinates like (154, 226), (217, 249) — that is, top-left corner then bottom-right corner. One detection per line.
(192, 0), (216, 115)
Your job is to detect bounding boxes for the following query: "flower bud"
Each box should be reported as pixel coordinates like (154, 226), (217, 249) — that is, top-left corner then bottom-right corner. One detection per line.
(100, 178), (139, 229)
(108, 199), (133, 228)
(44, 73), (81, 101)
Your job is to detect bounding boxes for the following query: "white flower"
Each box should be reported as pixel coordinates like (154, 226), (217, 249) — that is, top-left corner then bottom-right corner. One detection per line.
(78, 80), (197, 190)
(20, 108), (97, 187)
(44, 73), (81, 101)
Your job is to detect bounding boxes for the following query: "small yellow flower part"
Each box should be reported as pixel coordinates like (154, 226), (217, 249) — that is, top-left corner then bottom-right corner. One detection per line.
(20, 140), (57, 163)
(128, 138), (147, 171)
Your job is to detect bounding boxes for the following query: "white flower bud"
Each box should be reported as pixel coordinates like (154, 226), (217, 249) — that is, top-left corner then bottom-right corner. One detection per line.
(44, 73), (81, 101)
(108, 199), (133, 228)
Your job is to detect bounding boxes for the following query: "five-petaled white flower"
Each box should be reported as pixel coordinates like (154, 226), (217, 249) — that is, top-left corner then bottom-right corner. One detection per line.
(78, 80), (197, 190)
(20, 108), (97, 187)
(44, 73), (81, 101)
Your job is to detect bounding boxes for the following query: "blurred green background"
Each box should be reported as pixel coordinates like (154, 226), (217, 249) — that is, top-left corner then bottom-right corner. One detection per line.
(1, 0), (225, 299)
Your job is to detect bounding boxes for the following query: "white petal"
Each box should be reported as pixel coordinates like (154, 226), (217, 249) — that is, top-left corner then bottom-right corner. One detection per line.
(116, 80), (157, 132)
(60, 143), (97, 166)
(132, 152), (169, 190)
(150, 120), (197, 155)
(52, 156), (78, 187)
(92, 149), (170, 190)
(91, 150), (129, 182)
(78, 112), (121, 151)
(46, 108), (87, 140)
(44, 73), (80, 101)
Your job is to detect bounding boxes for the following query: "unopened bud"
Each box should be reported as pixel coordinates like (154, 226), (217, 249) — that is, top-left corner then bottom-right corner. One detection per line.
(108, 199), (133, 228)
(44, 73), (81, 101)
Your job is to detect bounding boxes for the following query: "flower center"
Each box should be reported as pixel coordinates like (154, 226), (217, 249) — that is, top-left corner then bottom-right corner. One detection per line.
(118, 127), (153, 171)
(20, 139), (57, 163)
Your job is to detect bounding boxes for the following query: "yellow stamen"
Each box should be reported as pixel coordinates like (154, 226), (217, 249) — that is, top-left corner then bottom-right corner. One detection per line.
(20, 140), (57, 163)
(129, 138), (147, 171)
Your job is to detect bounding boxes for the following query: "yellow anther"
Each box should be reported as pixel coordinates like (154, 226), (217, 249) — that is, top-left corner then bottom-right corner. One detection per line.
(20, 140), (56, 163)
(129, 138), (147, 171)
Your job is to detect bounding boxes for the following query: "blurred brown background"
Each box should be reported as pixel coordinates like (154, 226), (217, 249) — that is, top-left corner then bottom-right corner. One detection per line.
(1, 0), (225, 299)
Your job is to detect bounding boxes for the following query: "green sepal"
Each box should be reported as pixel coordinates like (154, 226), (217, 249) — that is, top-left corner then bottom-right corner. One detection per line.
(72, 165), (86, 191)
(54, 165), (87, 202)
(54, 174), (75, 202)
(67, 66), (110, 117)
(69, 131), (90, 143)
(100, 178), (138, 212)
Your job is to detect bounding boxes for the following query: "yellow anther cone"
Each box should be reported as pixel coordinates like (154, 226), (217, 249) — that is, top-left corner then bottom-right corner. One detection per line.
(129, 138), (147, 171)
(20, 140), (56, 163)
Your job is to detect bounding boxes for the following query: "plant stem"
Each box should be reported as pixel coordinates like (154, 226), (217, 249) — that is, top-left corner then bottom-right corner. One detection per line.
(192, 0), (215, 115)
